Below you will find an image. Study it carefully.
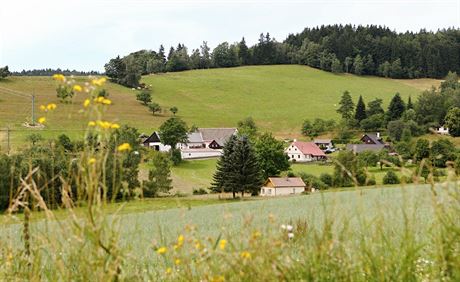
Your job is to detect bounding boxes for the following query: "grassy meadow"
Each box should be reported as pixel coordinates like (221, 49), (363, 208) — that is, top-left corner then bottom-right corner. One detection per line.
(1, 181), (459, 280)
(0, 65), (439, 151)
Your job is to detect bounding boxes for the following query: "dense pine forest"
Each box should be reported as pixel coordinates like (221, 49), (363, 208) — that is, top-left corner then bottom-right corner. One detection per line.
(104, 25), (460, 87)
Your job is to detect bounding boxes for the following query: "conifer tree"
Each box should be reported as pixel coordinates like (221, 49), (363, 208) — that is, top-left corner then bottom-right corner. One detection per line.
(337, 91), (355, 121)
(211, 135), (237, 194)
(387, 93), (406, 121)
(228, 137), (263, 197)
(354, 95), (367, 124)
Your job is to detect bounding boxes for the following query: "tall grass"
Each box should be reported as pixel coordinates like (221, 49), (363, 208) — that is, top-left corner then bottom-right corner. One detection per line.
(0, 76), (459, 281)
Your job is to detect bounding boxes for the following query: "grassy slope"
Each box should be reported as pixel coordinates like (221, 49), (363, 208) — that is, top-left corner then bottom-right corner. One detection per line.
(0, 66), (437, 148)
(143, 65), (430, 137)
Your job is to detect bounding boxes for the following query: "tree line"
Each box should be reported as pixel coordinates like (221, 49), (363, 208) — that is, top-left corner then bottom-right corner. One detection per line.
(8, 68), (100, 76)
(104, 25), (459, 87)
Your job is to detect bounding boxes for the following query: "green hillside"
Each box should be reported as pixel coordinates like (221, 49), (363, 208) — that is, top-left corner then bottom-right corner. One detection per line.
(0, 65), (438, 148)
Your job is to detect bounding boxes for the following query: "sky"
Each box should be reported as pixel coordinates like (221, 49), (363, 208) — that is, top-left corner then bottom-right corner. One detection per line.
(1, 0), (459, 72)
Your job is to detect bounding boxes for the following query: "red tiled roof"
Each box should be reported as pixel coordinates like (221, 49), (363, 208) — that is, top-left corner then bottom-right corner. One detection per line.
(292, 141), (326, 157)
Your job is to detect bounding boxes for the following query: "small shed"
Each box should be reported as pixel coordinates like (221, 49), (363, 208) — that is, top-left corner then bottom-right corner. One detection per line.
(260, 177), (306, 196)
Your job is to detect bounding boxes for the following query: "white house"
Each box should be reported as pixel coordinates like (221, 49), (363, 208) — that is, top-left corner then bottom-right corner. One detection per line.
(141, 131), (171, 152)
(179, 128), (238, 159)
(260, 177), (306, 196)
(285, 141), (326, 162)
(436, 126), (450, 135)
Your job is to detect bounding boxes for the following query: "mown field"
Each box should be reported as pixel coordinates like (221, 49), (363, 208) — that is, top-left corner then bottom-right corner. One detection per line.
(0, 65), (438, 150)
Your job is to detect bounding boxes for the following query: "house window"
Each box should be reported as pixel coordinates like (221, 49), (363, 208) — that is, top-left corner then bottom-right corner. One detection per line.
(293, 188), (296, 194)
(261, 188), (265, 194)
(298, 155), (300, 158)
(294, 148), (297, 151)
(267, 189), (272, 195)
(291, 155), (294, 159)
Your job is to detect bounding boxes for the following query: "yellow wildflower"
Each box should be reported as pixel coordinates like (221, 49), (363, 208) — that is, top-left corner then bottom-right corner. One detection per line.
(174, 258), (181, 265)
(252, 231), (261, 239)
(177, 234), (184, 246)
(92, 77), (107, 86)
(165, 267), (172, 275)
(97, 120), (111, 129)
(211, 275), (225, 282)
(94, 96), (105, 103)
(156, 246), (167, 255)
(52, 74), (65, 82)
(88, 158), (96, 165)
(39, 105), (46, 111)
(173, 244), (179, 250)
(240, 251), (251, 260)
(73, 85), (82, 92)
(38, 117), (46, 124)
(83, 99), (90, 107)
(88, 121), (96, 127)
(117, 143), (132, 152)
(46, 103), (57, 111)
(102, 98), (112, 105)
(194, 241), (201, 250)
(110, 123), (120, 129)
(219, 239), (227, 250)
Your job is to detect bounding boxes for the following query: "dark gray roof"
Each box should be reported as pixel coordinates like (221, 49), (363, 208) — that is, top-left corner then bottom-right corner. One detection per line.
(346, 144), (385, 153)
(362, 133), (384, 144)
(199, 128), (237, 146)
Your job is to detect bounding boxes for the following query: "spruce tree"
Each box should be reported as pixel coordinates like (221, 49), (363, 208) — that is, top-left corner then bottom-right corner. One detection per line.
(211, 135), (237, 194)
(228, 137), (263, 197)
(387, 93), (406, 121)
(337, 91), (355, 121)
(354, 95), (367, 124)
(238, 37), (250, 65)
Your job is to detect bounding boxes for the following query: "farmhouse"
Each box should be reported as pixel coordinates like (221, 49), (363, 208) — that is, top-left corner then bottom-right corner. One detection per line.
(260, 177), (306, 196)
(360, 133), (384, 144)
(314, 139), (333, 150)
(178, 128), (238, 159)
(346, 132), (389, 154)
(141, 131), (171, 152)
(285, 141), (326, 162)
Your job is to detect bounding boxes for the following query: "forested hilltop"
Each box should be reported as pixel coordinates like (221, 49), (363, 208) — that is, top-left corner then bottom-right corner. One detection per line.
(104, 25), (459, 87)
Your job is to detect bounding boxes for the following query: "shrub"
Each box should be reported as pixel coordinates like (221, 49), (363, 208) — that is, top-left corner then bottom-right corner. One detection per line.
(193, 188), (208, 195)
(319, 173), (333, 187)
(298, 172), (327, 190)
(383, 170), (400, 184)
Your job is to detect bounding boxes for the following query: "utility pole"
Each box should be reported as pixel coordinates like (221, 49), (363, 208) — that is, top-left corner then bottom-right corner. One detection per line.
(31, 91), (35, 126)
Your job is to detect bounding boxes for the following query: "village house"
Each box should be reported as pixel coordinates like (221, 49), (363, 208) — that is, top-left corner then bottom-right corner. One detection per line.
(260, 177), (306, 196)
(346, 132), (389, 154)
(141, 131), (171, 152)
(313, 138), (333, 150)
(179, 128), (238, 159)
(435, 126), (450, 135)
(142, 128), (237, 159)
(285, 140), (327, 162)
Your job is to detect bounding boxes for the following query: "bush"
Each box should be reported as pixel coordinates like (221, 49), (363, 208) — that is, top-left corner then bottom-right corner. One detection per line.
(319, 173), (333, 187)
(298, 172), (328, 190)
(383, 170), (400, 184)
(193, 188), (208, 195)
